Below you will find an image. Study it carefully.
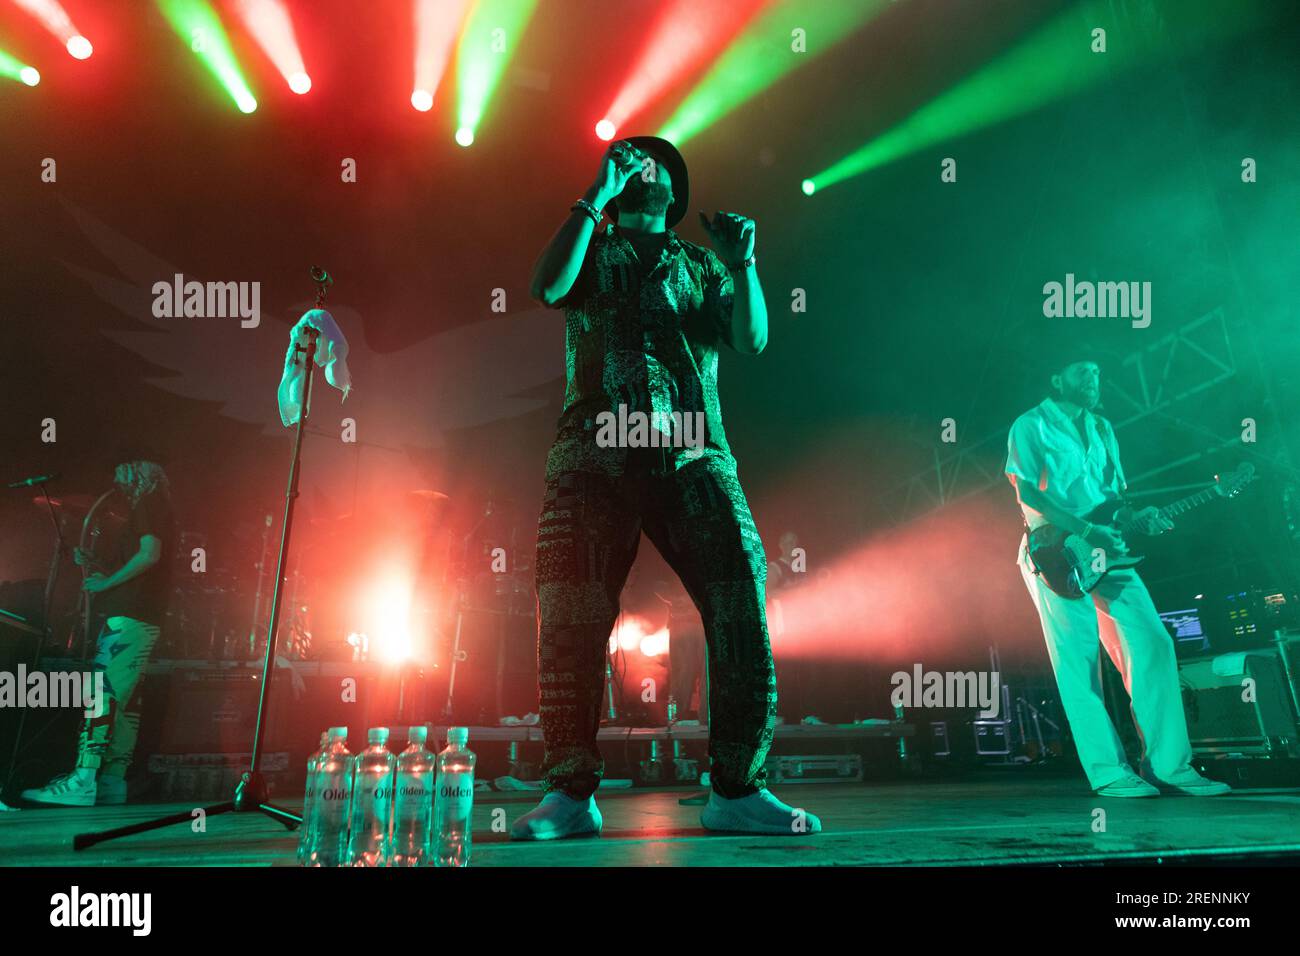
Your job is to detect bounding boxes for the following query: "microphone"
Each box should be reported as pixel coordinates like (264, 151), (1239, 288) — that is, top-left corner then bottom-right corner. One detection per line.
(8, 472), (60, 488)
(309, 265), (333, 287)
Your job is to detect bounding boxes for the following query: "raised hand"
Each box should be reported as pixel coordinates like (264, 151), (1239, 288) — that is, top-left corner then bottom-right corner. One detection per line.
(592, 141), (647, 206)
(697, 210), (756, 268)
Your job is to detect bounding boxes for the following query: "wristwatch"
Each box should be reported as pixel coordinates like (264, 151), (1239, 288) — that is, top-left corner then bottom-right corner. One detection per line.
(728, 253), (757, 273)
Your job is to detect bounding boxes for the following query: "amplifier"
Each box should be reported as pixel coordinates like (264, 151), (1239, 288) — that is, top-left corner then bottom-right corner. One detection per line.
(1178, 649), (1298, 758)
(157, 669), (264, 754)
(145, 752), (290, 802)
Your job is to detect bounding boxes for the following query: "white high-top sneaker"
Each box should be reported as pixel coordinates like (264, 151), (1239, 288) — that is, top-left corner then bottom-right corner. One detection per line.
(509, 791), (603, 841)
(701, 788), (822, 835)
(21, 770), (97, 808)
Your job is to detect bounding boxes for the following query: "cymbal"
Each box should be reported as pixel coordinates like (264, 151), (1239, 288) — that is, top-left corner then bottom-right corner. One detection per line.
(32, 493), (96, 512)
(409, 489), (450, 502)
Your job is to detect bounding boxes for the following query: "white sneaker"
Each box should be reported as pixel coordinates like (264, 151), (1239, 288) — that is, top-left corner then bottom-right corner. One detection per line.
(1148, 768), (1232, 796)
(21, 771), (97, 808)
(701, 789), (822, 835)
(1095, 772), (1160, 798)
(509, 791), (602, 841)
(95, 773), (127, 806)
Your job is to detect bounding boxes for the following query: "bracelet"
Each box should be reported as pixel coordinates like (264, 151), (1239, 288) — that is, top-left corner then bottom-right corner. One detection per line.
(728, 253), (757, 273)
(570, 199), (602, 227)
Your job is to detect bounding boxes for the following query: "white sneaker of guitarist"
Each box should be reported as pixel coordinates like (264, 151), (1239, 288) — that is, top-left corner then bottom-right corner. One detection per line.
(1005, 353), (1230, 799)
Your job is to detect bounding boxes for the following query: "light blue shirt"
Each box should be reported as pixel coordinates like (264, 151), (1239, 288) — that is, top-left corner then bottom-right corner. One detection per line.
(1005, 397), (1126, 530)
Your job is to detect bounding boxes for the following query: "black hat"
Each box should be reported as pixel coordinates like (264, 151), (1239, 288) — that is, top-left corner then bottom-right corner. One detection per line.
(1037, 339), (1124, 382)
(603, 135), (689, 229)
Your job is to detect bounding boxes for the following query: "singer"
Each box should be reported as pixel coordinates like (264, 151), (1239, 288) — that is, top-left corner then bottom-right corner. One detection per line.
(512, 136), (821, 839)
(21, 450), (176, 808)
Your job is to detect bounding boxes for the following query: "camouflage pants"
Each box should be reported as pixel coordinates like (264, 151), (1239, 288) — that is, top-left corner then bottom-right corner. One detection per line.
(76, 615), (158, 773)
(534, 449), (777, 799)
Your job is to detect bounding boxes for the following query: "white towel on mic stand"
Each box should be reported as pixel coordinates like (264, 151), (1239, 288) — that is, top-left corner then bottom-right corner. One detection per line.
(277, 308), (352, 427)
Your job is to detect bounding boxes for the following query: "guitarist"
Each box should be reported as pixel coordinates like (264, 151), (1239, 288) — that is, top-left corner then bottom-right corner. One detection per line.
(21, 450), (175, 808)
(1005, 352), (1230, 797)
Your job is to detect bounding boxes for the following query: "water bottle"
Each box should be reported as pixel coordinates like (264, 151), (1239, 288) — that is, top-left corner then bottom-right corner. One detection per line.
(347, 727), (396, 867)
(433, 726), (476, 867)
(309, 727), (353, 867)
(296, 730), (330, 865)
(387, 726), (435, 866)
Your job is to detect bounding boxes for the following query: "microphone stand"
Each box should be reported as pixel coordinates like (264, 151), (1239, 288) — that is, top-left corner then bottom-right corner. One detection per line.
(441, 503), (494, 721)
(74, 267), (334, 851)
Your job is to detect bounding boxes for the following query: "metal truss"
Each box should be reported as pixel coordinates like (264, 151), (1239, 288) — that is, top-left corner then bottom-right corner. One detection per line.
(890, 308), (1243, 521)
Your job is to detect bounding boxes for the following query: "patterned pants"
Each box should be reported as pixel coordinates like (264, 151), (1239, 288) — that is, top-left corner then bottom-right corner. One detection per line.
(534, 449), (777, 799)
(76, 615), (159, 773)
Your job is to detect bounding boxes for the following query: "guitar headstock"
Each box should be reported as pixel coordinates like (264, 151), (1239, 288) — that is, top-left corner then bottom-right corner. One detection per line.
(1213, 463), (1256, 499)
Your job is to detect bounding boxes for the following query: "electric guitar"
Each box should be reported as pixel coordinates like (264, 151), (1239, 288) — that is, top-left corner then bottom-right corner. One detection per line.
(1026, 463), (1255, 598)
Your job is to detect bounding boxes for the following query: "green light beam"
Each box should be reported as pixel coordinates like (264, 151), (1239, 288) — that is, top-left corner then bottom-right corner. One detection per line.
(157, 0), (258, 113)
(455, 0), (540, 144)
(657, 0), (890, 148)
(0, 46), (39, 85)
(806, 0), (1273, 193)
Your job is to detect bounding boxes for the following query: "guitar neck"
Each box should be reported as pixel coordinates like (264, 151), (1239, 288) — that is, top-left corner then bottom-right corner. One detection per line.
(1159, 487), (1220, 519)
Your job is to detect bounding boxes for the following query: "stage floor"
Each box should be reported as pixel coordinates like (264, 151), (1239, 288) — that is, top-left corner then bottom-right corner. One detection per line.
(4, 775), (1300, 867)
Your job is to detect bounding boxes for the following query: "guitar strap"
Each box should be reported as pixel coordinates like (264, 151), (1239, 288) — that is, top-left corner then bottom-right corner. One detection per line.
(1094, 414), (1127, 499)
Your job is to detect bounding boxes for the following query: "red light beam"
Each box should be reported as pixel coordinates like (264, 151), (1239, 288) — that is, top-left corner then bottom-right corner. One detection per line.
(601, 0), (770, 135)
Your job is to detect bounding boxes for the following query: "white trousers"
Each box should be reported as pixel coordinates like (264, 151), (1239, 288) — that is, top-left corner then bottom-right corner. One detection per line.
(1018, 539), (1194, 789)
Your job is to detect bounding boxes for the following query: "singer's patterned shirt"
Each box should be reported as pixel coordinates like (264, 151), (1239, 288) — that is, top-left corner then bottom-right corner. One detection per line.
(543, 224), (738, 479)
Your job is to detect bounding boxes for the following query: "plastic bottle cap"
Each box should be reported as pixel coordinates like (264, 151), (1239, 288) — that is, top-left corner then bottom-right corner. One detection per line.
(408, 726), (428, 744)
(368, 727), (390, 744)
(448, 726), (469, 746)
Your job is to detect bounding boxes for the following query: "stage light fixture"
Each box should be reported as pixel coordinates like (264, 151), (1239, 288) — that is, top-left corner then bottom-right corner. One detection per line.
(11, 0), (91, 60)
(639, 628), (669, 658)
(365, 578), (416, 665)
(159, 0), (260, 114)
(599, 0), (766, 138)
(455, 0), (540, 145)
(66, 35), (92, 59)
(595, 119), (616, 141)
(231, 0), (312, 97)
(0, 48), (40, 85)
(803, 0), (1273, 192)
(801, 179), (815, 196)
(413, 0), (471, 115)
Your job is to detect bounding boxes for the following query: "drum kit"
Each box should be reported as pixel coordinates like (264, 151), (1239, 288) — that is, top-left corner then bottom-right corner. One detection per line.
(10, 484), (537, 674)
